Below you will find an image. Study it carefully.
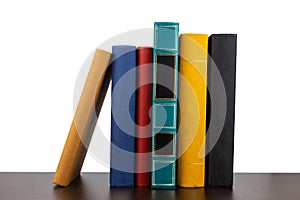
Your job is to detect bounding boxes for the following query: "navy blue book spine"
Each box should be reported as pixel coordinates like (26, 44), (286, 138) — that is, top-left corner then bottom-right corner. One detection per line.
(110, 45), (136, 187)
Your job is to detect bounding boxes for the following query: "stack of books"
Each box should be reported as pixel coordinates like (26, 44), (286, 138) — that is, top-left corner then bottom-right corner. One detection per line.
(53, 22), (237, 189)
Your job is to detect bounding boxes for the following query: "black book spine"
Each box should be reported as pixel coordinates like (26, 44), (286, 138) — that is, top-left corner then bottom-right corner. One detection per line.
(205, 34), (237, 187)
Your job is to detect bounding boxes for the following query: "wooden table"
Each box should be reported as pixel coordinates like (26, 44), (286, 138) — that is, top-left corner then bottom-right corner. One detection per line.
(0, 173), (299, 200)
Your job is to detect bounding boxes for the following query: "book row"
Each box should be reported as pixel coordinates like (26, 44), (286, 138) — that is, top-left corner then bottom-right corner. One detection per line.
(53, 22), (237, 189)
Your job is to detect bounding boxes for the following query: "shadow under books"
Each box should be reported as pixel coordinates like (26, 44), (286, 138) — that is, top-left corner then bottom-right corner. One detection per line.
(52, 173), (234, 200)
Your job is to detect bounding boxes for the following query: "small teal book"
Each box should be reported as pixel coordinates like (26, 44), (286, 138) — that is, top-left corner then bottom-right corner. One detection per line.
(151, 22), (179, 189)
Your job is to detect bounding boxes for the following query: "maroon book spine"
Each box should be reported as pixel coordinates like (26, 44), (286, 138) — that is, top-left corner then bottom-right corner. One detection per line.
(135, 47), (153, 186)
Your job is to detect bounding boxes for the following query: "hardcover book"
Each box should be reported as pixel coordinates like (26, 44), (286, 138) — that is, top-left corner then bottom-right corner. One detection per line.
(53, 49), (111, 187)
(177, 34), (208, 187)
(205, 34), (237, 187)
(151, 22), (179, 189)
(135, 47), (153, 187)
(110, 45), (136, 187)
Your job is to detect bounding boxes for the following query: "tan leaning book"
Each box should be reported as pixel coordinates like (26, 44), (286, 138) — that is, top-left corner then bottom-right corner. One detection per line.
(53, 49), (111, 187)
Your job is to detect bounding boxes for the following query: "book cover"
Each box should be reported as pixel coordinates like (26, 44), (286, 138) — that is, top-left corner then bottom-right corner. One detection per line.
(151, 22), (179, 189)
(177, 34), (208, 187)
(205, 34), (237, 187)
(110, 45), (136, 187)
(53, 49), (111, 187)
(135, 47), (153, 187)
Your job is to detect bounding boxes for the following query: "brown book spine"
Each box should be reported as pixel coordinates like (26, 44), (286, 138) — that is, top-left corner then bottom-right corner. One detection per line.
(53, 49), (111, 187)
(135, 47), (153, 186)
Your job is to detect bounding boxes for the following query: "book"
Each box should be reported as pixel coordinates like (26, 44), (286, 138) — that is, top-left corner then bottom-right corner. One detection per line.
(151, 22), (179, 189)
(53, 49), (111, 187)
(135, 47), (153, 187)
(110, 45), (136, 187)
(177, 34), (208, 187)
(205, 34), (237, 187)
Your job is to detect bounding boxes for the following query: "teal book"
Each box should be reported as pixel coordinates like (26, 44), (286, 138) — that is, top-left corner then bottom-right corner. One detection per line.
(151, 22), (179, 189)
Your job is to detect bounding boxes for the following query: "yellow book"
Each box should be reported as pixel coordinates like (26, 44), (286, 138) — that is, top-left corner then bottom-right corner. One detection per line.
(177, 34), (208, 187)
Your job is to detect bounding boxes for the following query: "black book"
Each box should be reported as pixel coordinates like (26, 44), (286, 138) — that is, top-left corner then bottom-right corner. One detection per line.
(205, 34), (237, 187)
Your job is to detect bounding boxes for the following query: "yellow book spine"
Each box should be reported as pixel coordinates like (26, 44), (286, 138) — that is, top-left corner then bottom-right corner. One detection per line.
(177, 34), (208, 187)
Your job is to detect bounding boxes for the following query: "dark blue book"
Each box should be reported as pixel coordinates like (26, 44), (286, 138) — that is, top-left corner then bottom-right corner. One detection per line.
(110, 45), (136, 187)
(151, 22), (179, 189)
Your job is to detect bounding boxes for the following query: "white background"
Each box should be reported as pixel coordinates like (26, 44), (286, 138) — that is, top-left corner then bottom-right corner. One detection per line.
(0, 0), (299, 173)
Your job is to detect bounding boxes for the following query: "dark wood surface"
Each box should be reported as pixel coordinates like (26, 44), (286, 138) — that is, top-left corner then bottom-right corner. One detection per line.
(0, 173), (300, 200)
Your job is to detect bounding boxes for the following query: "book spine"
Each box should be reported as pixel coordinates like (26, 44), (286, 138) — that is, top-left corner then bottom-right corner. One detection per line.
(205, 34), (237, 187)
(177, 34), (208, 187)
(110, 45), (136, 187)
(53, 49), (111, 187)
(135, 47), (153, 187)
(151, 22), (179, 189)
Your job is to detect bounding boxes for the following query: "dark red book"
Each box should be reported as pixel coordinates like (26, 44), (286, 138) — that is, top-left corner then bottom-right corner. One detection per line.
(135, 47), (153, 186)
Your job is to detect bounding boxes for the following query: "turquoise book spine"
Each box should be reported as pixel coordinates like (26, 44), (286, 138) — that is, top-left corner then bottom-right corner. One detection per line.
(151, 22), (179, 189)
